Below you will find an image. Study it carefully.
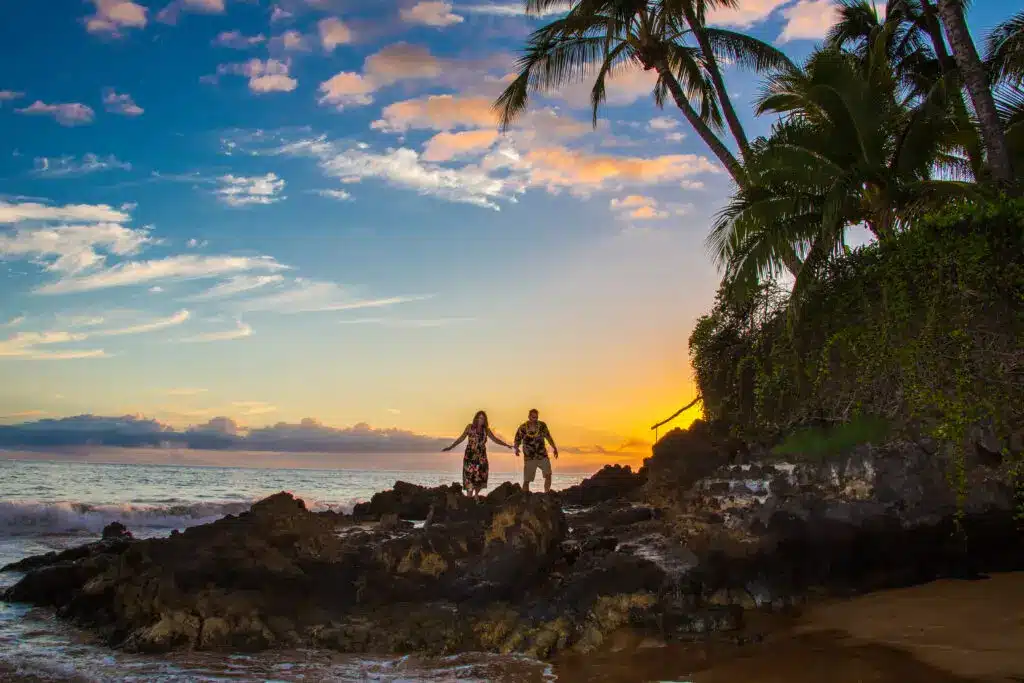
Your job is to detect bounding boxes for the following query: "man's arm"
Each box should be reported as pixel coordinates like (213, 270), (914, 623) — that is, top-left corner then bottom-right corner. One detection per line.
(543, 423), (558, 456)
(513, 424), (524, 455)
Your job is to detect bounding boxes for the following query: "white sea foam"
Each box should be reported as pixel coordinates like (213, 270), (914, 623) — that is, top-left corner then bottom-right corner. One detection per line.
(0, 498), (362, 538)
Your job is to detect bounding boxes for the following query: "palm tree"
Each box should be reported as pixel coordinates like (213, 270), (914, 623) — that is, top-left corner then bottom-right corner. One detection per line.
(827, 0), (946, 93)
(708, 42), (976, 296)
(827, 0), (983, 177)
(494, 0), (792, 187)
(935, 0), (1015, 184)
(986, 10), (1024, 86)
(663, 0), (787, 161)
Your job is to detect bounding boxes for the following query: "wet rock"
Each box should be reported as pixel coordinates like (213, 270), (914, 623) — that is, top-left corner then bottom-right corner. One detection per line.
(644, 420), (735, 506)
(102, 521), (133, 540)
(477, 494), (568, 595)
(560, 465), (646, 507)
(581, 536), (620, 554)
(378, 513), (413, 531)
(486, 481), (523, 505)
(352, 481), (463, 521)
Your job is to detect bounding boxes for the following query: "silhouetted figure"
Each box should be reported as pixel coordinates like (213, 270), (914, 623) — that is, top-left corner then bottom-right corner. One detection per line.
(443, 410), (512, 499)
(514, 409), (559, 493)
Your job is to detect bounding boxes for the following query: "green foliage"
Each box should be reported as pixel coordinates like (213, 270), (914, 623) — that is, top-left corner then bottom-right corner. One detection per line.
(773, 415), (893, 460)
(689, 199), (1024, 462)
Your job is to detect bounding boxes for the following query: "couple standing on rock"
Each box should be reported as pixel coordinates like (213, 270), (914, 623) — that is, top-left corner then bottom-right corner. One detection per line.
(442, 409), (559, 499)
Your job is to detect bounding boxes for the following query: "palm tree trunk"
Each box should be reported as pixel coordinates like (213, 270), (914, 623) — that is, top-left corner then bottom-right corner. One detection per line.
(654, 61), (746, 186)
(919, 0), (986, 176)
(682, 5), (751, 161)
(935, 0), (1015, 184)
(918, 0), (953, 68)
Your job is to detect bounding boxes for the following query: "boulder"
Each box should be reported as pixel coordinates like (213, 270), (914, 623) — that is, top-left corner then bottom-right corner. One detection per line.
(643, 420), (737, 507)
(475, 494), (568, 597)
(102, 521), (133, 540)
(560, 465), (646, 507)
(352, 481), (463, 521)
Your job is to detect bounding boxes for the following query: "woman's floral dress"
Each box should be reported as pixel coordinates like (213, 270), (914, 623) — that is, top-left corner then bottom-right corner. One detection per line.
(462, 424), (489, 491)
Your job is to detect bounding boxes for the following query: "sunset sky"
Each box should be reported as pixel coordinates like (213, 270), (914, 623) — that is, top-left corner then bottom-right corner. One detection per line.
(0, 0), (1013, 468)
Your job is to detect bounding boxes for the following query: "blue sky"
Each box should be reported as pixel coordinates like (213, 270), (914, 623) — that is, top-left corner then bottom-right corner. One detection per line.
(0, 0), (1018, 467)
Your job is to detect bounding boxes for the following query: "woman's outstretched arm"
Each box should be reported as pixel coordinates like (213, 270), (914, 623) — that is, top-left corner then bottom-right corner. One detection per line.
(442, 426), (469, 452)
(485, 428), (512, 448)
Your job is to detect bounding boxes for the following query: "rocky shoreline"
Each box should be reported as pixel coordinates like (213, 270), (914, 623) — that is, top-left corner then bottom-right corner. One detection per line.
(2, 421), (1022, 662)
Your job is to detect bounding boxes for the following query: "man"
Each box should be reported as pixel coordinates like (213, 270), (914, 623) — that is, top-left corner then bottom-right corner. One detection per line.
(514, 409), (558, 493)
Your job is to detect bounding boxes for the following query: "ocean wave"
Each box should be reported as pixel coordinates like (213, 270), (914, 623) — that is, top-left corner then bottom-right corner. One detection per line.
(0, 497), (363, 538)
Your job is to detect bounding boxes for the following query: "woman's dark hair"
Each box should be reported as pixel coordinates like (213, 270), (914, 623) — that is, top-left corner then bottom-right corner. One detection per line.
(472, 410), (489, 429)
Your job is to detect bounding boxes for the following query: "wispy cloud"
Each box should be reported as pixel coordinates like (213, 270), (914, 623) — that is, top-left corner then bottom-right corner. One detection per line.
(0, 329), (107, 361)
(157, 0), (226, 24)
(337, 317), (473, 328)
(0, 200), (130, 224)
(0, 310), (186, 361)
(1, 410), (47, 419)
(215, 173), (286, 206)
(35, 255), (288, 295)
(265, 135), (515, 210)
(270, 5), (293, 23)
(4, 316), (26, 327)
(457, 2), (568, 17)
(213, 59), (297, 93)
(186, 274), (286, 301)
(33, 154), (132, 178)
(213, 30), (266, 49)
(0, 221), (153, 274)
(91, 309), (191, 337)
(233, 125), (715, 211)
(401, 1), (464, 27)
(648, 116), (678, 131)
(179, 319), (253, 343)
(312, 188), (353, 201)
(235, 278), (431, 314)
(16, 101), (95, 127)
(318, 43), (444, 110)
(103, 88), (144, 116)
(231, 400), (276, 415)
(609, 195), (692, 221)
(0, 91), (25, 105)
(167, 387), (208, 396)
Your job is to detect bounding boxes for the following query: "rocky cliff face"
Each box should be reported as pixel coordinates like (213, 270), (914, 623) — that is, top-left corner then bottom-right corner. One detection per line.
(2, 426), (1021, 660)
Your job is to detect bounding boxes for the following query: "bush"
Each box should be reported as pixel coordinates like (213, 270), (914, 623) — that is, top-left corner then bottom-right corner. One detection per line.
(689, 199), (1024, 455)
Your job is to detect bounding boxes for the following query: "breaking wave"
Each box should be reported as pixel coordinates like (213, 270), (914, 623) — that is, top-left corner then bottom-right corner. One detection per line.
(0, 497), (363, 538)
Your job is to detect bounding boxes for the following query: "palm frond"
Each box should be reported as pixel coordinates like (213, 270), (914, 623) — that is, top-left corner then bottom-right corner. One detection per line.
(704, 28), (796, 72)
(985, 10), (1024, 86)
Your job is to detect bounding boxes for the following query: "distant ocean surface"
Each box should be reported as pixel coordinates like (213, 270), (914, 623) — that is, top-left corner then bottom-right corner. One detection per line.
(0, 457), (585, 682)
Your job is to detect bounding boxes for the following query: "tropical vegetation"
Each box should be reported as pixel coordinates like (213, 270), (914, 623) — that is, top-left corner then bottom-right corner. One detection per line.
(498, 0), (1024, 464)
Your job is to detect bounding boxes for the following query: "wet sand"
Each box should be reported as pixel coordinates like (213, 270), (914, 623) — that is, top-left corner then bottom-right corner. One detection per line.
(555, 572), (1024, 683)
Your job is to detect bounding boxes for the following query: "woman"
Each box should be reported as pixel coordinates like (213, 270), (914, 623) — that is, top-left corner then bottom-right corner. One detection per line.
(442, 411), (512, 499)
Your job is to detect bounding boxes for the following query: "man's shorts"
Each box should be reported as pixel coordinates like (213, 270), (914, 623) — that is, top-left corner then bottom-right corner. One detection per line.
(524, 457), (552, 483)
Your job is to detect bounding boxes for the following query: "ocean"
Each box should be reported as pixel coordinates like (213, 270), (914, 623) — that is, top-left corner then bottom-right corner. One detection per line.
(0, 458), (585, 682)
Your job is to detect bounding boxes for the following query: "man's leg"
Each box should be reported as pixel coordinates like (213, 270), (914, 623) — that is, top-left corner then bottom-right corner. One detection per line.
(540, 458), (552, 493)
(523, 459), (537, 493)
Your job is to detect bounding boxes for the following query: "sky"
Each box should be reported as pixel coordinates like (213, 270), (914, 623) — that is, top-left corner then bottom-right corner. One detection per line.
(0, 0), (1017, 471)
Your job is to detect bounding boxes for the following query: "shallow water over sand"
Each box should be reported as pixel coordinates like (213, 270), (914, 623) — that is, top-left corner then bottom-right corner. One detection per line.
(554, 573), (1024, 683)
